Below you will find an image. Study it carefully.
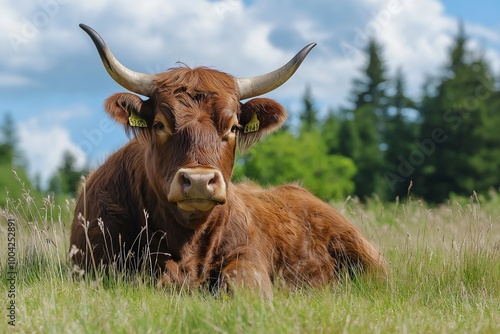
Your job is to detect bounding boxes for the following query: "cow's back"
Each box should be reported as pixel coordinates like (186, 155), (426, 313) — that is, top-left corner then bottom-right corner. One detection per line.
(234, 182), (387, 285)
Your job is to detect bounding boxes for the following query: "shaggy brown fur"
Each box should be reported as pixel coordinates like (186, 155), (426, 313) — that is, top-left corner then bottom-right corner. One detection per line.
(69, 67), (386, 298)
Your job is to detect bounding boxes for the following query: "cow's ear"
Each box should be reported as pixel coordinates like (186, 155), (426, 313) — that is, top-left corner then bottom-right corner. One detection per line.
(238, 98), (287, 151)
(104, 93), (150, 128)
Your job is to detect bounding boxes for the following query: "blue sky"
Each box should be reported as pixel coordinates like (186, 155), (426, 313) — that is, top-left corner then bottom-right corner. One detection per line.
(1, 0), (499, 188)
(441, 0), (499, 29)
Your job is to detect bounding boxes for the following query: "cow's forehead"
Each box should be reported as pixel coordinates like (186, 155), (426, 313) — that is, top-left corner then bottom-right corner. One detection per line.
(152, 67), (239, 129)
(153, 67), (238, 97)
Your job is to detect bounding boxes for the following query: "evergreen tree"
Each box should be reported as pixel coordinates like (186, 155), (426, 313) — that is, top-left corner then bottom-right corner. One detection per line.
(321, 108), (341, 155)
(337, 115), (361, 160)
(0, 113), (17, 165)
(352, 40), (389, 113)
(235, 22), (500, 204)
(238, 88), (358, 200)
(0, 112), (37, 206)
(299, 85), (319, 133)
(473, 85), (500, 191)
(345, 38), (388, 199)
(33, 173), (43, 192)
(383, 68), (418, 199)
(49, 151), (87, 196)
(416, 23), (499, 202)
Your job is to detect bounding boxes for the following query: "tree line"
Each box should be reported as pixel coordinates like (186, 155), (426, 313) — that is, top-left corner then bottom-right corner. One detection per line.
(1, 23), (499, 204)
(0, 112), (87, 206)
(236, 23), (500, 203)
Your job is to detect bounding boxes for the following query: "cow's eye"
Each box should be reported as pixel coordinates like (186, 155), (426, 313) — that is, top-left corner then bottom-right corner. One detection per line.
(154, 121), (165, 131)
(153, 120), (170, 144)
(230, 124), (240, 133)
(223, 124), (240, 142)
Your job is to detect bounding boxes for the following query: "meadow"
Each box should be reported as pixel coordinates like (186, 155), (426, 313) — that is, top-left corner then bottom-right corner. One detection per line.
(1, 186), (499, 333)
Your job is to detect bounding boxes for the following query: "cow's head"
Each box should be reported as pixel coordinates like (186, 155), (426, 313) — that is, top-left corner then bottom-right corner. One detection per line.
(81, 24), (315, 228)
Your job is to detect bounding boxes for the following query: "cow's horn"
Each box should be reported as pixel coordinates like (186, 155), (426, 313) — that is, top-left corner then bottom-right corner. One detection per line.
(80, 24), (155, 96)
(236, 43), (316, 100)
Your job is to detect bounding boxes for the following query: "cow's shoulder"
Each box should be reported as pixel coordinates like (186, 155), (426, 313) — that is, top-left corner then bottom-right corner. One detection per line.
(76, 140), (148, 222)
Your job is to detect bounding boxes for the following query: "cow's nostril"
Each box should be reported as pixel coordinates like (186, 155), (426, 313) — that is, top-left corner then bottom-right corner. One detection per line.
(181, 174), (191, 188)
(208, 173), (218, 186)
(169, 168), (227, 204)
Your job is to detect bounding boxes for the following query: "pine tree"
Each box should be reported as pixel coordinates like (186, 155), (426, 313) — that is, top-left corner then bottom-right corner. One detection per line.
(352, 40), (389, 113)
(416, 22), (499, 202)
(299, 85), (319, 133)
(321, 108), (341, 155)
(474, 84), (500, 191)
(337, 114), (361, 160)
(49, 151), (87, 196)
(0, 113), (17, 165)
(383, 68), (418, 200)
(345, 38), (388, 199)
(239, 88), (357, 200)
(0, 112), (37, 206)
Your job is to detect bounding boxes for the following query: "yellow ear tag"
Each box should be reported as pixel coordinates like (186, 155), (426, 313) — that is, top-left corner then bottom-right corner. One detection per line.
(244, 113), (260, 133)
(128, 110), (147, 128)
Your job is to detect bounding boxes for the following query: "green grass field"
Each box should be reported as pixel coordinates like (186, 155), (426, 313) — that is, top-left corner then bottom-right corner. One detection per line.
(1, 189), (499, 333)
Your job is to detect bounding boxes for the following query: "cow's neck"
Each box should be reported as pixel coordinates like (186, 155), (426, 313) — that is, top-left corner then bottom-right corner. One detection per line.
(142, 192), (230, 258)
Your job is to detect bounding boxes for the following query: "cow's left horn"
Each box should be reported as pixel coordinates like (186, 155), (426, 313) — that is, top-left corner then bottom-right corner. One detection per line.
(236, 43), (316, 100)
(80, 24), (155, 96)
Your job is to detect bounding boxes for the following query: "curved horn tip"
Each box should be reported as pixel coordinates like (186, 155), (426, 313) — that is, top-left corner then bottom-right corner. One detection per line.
(305, 42), (317, 51)
(237, 42), (317, 100)
(293, 42), (317, 64)
(79, 23), (90, 31)
(79, 24), (107, 56)
(79, 23), (155, 96)
(79, 24), (100, 39)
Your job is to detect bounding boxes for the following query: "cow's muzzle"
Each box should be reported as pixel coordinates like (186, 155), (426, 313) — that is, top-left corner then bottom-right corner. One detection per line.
(168, 167), (226, 212)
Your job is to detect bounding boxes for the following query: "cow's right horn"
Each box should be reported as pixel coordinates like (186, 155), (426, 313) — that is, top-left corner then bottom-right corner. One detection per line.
(236, 43), (316, 100)
(80, 24), (155, 97)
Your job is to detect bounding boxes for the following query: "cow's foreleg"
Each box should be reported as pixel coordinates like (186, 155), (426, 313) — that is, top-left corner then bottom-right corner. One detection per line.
(161, 259), (200, 289)
(220, 259), (273, 299)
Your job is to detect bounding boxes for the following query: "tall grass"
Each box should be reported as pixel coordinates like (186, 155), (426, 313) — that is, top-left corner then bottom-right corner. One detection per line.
(1, 187), (499, 333)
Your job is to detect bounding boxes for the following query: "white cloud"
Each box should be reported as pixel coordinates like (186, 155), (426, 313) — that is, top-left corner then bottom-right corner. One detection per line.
(0, 74), (36, 88)
(1, 0), (500, 183)
(467, 23), (500, 43)
(369, 0), (457, 95)
(17, 117), (87, 189)
(3, 0), (499, 102)
(484, 48), (500, 74)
